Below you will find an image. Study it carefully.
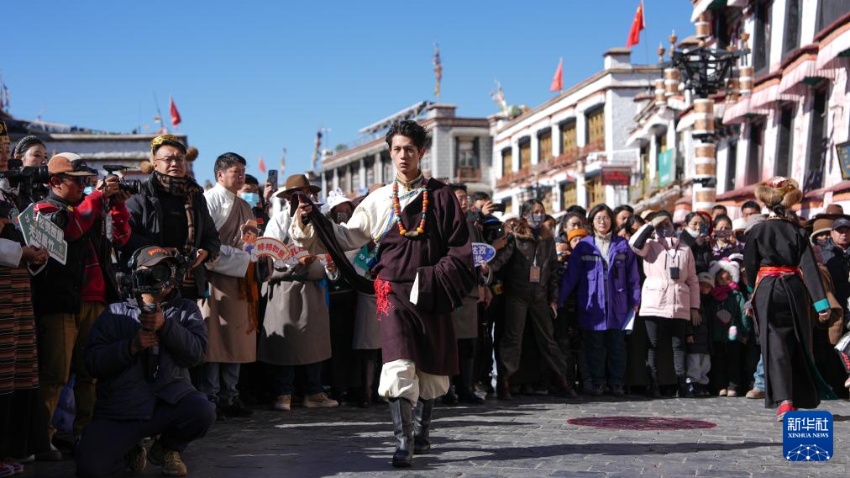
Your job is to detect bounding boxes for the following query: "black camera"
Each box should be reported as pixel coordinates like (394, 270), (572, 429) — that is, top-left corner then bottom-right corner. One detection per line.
(492, 203), (507, 213)
(103, 164), (142, 195)
(481, 217), (505, 244)
(117, 248), (193, 298)
(0, 159), (50, 202)
(132, 263), (176, 293)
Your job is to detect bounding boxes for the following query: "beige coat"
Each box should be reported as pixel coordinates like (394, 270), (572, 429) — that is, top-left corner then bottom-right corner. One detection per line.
(259, 260), (332, 366)
(199, 186), (258, 363)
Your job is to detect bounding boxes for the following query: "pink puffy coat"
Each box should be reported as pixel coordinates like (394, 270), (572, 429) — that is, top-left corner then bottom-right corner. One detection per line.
(629, 224), (700, 320)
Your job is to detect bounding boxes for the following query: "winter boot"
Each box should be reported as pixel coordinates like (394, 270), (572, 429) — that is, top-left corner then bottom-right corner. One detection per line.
(359, 357), (377, 408)
(497, 376), (513, 400)
(555, 376), (578, 398)
(457, 358), (485, 404)
(647, 374), (662, 399)
(389, 398), (414, 467)
(413, 398), (435, 454)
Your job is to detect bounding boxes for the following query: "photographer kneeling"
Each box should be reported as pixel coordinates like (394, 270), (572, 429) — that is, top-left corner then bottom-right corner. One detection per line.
(76, 246), (215, 478)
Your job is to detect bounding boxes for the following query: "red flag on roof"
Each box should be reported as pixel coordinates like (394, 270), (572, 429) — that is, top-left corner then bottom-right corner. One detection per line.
(626, 1), (645, 48)
(549, 58), (563, 92)
(169, 97), (182, 127)
(258, 155), (266, 174)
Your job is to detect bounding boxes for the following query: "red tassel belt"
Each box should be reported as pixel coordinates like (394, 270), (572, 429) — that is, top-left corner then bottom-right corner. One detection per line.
(756, 265), (801, 287)
(374, 277), (393, 319)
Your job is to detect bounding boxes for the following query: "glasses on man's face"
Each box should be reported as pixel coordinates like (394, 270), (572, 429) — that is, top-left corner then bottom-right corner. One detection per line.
(567, 221), (582, 227)
(594, 216), (611, 223)
(155, 155), (186, 165)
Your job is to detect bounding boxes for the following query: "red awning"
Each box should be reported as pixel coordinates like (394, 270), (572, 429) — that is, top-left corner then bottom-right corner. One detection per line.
(749, 80), (780, 109)
(828, 180), (850, 193)
(818, 23), (850, 70)
(722, 97), (752, 124)
(779, 54), (818, 97)
(716, 183), (757, 201)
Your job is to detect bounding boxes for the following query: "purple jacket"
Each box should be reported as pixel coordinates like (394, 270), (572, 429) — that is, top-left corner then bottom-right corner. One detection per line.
(558, 234), (641, 331)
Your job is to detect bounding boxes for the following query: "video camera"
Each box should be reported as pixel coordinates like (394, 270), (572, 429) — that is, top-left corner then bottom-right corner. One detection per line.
(116, 248), (195, 298)
(103, 164), (142, 195)
(0, 158), (50, 202)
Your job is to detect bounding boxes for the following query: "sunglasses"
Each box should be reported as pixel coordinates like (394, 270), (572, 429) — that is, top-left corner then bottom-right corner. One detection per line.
(61, 175), (94, 187)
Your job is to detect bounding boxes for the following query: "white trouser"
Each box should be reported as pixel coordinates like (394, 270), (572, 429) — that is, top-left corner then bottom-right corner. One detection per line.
(378, 359), (450, 402)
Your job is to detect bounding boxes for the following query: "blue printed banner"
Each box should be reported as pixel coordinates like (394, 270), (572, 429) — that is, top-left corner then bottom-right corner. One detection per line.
(783, 410), (833, 462)
(472, 242), (496, 265)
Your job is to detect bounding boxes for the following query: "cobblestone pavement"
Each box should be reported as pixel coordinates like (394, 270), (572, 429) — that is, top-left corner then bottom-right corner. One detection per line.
(23, 392), (850, 477)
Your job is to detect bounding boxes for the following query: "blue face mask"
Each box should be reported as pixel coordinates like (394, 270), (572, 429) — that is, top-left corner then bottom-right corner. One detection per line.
(84, 186), (95, 195)
(240, 192), (259, 208)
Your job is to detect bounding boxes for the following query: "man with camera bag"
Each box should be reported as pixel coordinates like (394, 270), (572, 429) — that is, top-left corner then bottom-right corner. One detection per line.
(31, 152), (132, 450)
(76, 246), (215, 477)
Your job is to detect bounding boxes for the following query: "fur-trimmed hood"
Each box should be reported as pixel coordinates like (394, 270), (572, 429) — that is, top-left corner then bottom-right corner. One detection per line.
(511, 220), (554, 241)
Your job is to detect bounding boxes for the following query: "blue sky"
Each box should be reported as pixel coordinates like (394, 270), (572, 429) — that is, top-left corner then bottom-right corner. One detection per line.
(4, 1), (695, 185)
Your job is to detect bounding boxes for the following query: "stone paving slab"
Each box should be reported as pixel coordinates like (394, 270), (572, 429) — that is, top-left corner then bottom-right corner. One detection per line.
(21, 393), (850, 477)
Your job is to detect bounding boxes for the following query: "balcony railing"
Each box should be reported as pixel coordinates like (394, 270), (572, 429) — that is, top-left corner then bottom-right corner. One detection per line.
(454, 166), (481, 182)
(495, 141), (611, 189)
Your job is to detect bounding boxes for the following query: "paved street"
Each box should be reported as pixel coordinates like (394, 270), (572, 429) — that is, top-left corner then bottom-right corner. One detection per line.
(23, 392), (850, 477)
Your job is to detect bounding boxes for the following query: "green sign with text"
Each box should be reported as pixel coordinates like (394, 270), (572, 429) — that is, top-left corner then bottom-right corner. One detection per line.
(17, 203), (68, 265)
(658, 150), (674, 187)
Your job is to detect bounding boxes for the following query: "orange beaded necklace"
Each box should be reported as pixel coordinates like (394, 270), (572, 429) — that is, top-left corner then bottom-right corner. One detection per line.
(392, 175), (428, 238)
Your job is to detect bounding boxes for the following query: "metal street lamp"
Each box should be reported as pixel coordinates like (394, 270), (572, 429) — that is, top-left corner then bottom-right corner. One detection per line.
(657, 15), (750, 212)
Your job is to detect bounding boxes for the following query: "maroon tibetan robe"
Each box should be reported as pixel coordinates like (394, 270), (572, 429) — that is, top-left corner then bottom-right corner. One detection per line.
(371, 179), (476, 376)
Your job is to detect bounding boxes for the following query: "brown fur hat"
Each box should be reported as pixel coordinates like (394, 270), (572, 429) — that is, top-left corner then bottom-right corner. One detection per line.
(755, 176), (803, 209)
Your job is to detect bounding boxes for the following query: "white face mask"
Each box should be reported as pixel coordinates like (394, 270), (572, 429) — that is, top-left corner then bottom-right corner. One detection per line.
(528, 212), (544, 228)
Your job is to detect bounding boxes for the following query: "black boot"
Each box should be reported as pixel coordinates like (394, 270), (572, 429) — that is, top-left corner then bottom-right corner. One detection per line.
(555, 376), (578, 398)
(441, 385), (458, 405)
(389, 398), (414, 467)
(497, 376), (513, 400)
(359, 357), (377, 408)
(413, 398), (434, 454)
(647, 375), (661, 399)
(457, 358), (485, 404)
(678, 377), (694, 398)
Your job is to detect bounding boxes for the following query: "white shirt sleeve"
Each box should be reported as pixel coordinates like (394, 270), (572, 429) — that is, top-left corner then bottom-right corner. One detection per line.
(0, 238), (23, 268)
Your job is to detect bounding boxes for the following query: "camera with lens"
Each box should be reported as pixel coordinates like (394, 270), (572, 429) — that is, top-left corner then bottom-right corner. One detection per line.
(103, 164), (142, 195)
(116, 247), (193, 298)
(0, 158), (50, 202)
(131, 261), (178, 294)
(481, 217), (505, 244)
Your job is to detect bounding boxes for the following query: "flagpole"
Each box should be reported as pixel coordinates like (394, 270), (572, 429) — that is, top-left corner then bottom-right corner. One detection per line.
(152, 91), (166, 133)
(642, 1), (651, 65)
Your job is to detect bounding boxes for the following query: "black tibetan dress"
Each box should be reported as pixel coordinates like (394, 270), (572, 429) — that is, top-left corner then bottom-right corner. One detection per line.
(744, 218), (834, 410)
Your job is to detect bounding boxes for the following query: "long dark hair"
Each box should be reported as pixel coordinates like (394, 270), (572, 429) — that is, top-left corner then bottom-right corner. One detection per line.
(520, 198), (544, 219)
